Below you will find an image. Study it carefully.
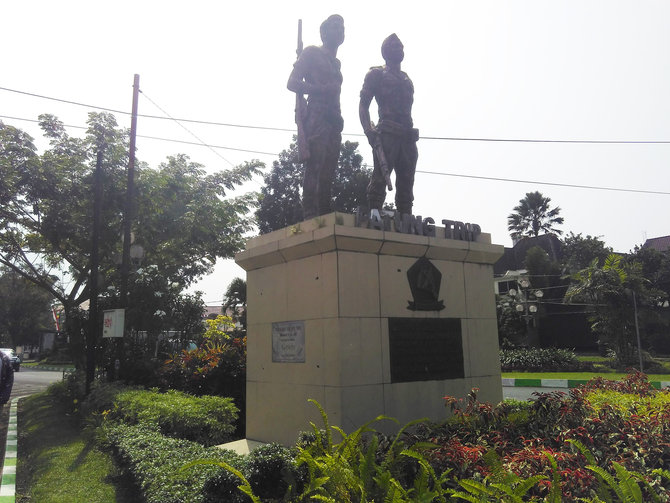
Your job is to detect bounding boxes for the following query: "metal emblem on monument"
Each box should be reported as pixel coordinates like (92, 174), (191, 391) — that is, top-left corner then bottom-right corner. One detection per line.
(407, 257), (445, 311)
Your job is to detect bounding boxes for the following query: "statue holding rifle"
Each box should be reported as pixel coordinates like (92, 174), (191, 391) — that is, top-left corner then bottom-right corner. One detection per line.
(359, 33), (418, 216)
(287, 15), (345, 220)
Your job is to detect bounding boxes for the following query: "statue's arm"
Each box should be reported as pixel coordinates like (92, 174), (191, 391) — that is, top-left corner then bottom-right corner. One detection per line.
(359, 69), (379, 145)
(287, 61), (311, 95)
(359, 93), (373, 135)
(288, 47), (339, 97)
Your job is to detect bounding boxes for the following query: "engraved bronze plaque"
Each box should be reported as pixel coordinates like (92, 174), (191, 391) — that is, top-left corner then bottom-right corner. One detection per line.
(388, 318), (463, 382)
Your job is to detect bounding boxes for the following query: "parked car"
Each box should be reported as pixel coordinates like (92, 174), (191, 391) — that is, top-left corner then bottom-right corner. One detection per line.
(0, 349), (20, 372)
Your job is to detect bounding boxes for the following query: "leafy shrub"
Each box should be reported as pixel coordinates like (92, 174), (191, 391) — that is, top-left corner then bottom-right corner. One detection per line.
(578, 368), (657, 396)
(585, 388), (670, 418)
(109, 388), (238, 446)
(160, 340), (246, 395)
(80, 380), (138, 416)
(119, 353), (162, 387)
(46, 369), (87, 413)
(217, 400), (451, 502)
(101, 422), (243, 503)
(245, 443), (299, 500)
(159, 334), (247, 437)
(500, 347), (591, 371)
(202, 443), (301, 503)
(100, 373), (670, 502)
(411, 373), (670, 500)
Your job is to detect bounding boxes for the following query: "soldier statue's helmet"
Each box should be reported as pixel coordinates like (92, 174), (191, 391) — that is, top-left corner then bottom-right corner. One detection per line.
(381, 33), (404, 62)
(320, 14), (344, 44)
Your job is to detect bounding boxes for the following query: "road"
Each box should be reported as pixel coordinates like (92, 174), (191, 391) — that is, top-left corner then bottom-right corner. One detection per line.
(11, 368), (65, 399)
(8, 371), (565, 403)
(503, 386), (568, 401)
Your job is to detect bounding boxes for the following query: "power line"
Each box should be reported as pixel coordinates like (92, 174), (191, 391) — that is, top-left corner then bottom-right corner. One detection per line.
(417, 170), (670, 195)
(421, 135), (670, 144)
(5, 85), (670, 144)
(3, 113), (669, 196)
(0, 115), (278, 157)
(139, 90), (235, 167)
(139, 134), (278, 157)
(0, 86), (128, 115)
(0, 85), (300, 134)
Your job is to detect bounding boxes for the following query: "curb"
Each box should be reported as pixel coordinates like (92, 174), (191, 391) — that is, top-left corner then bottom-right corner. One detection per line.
(23, 366), (74, 373)
(0, 397), (19, 503)
(502, 378), (670, 389)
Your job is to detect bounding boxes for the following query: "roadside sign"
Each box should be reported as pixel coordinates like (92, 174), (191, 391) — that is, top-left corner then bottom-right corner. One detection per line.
(102, 309), (125, 338)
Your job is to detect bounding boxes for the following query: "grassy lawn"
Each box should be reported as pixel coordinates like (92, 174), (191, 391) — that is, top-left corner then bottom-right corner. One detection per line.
(502, 371), (670, 381)
(22, 362), (75, 370)
(575, 354), (610, 363)
(16, 392), (140, 503)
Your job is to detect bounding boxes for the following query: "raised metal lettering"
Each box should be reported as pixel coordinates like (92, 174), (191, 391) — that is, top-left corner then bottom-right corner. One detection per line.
(423, 217), (436, 237)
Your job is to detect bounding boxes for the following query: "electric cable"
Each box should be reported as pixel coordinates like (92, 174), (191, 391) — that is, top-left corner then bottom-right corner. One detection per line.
(5, 85), (670, 144)
(139, 90), (235, 167)
(3, 111), (670, 195)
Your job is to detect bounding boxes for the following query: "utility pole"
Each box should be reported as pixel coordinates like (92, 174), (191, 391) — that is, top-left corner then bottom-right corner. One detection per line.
(118, 74), (140, 378)
(633, 291), (644, 372)
(86, 148), (104, 394)
(121, 74), (140, 307)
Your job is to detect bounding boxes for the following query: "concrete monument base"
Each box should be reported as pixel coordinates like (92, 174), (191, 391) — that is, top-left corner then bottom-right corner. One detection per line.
(235, 212), (504, 446)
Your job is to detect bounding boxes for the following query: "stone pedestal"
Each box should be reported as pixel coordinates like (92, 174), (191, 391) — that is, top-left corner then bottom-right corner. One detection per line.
(235, 213), (504, 446)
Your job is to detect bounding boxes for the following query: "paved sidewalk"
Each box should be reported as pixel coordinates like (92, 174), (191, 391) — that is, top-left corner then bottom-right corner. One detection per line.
(0, 398), (18, 503)
(502, 377), (670, 389)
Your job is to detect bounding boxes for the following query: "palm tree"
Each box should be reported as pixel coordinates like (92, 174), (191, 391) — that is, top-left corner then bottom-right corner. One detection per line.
(565, 254), (650, 366)
(507, 191), (564, 240)
(222, 277), (246, 333)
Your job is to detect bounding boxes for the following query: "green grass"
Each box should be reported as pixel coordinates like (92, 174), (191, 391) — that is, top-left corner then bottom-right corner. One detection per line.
(17, 392), (139, 503)
(22, 362), (75, 369)
(576, 355), (610, 363)
(502, 371), (670, 381)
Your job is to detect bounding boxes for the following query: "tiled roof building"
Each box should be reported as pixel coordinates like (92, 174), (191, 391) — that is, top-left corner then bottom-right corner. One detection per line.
(643, 235), (670, 252)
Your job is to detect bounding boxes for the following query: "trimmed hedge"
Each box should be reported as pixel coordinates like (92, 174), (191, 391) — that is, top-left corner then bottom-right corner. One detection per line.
(83, 383), (296, 502)
(500, 347), (592, 371)
(110, 388), (238, 446)
(100, 421), (299, 503)
(101, 422), (242, 503)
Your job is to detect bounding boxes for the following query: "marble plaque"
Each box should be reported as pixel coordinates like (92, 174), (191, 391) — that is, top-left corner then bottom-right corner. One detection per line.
(272, 320), (305, 363)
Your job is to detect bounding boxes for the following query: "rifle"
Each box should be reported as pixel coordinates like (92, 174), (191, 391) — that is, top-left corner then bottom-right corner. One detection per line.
(369, 122), (393, 191)
(295, 19), (310, 162)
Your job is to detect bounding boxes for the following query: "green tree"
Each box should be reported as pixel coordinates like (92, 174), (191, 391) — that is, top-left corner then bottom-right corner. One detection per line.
(507, 191), (564, 240)
(222, 277), (246, 334)
(331, 140), (368, 213)
(0, 114), (261, 368)
(255, 137), (370, 234)
(496, 299), (526, 347)
(134, 154), (261, 284)
(630, 246), (670, 300)
(524, 246), (562, 294)
(561, 232), (612, 274)
(627, 246), (670, 353)
(0, 269), (55, 347)
(566, 254), (658, 365)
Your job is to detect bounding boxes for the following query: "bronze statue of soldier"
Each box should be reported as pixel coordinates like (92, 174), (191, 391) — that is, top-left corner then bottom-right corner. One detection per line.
(287, 15), (345, 220)
(359, 33), (418, 216)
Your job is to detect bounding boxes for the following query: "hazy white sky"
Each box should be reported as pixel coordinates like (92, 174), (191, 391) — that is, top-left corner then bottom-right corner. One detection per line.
(3, 1), (670, 304)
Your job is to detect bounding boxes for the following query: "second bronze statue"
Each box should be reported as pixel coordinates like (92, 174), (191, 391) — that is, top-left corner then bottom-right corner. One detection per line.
(359, 33), (418, 216)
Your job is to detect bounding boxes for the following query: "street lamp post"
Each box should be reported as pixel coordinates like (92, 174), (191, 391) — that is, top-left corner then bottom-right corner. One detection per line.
(509, 279), (544, 346)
